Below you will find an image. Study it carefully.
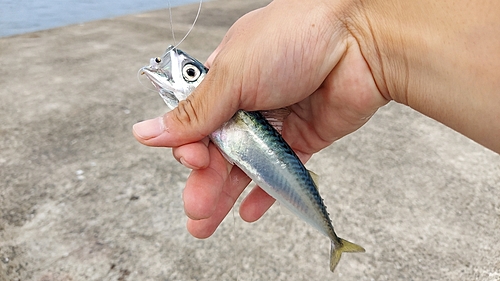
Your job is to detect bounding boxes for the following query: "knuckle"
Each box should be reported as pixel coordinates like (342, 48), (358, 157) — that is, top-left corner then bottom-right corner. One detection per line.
(174, 98), (200, 126)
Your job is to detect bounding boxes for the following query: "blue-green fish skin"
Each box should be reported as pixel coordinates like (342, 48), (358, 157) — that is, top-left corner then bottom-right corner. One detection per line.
(210, 110), (365, 272)
(210, 110), (333, 237)
(140, 46), (365, 272)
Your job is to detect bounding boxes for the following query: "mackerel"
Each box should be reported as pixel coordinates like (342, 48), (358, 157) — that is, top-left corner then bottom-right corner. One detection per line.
(140, 46), (365, 272)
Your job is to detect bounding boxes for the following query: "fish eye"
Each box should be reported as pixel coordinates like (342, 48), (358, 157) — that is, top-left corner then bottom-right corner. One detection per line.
(155, 57), (162, 63)
(182, 64), (201, 82)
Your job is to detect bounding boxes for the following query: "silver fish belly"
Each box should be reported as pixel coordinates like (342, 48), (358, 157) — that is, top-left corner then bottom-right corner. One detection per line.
(140, 46), (365, 272)
(210, 110), (333, 236)
(210, 110), (365, 272)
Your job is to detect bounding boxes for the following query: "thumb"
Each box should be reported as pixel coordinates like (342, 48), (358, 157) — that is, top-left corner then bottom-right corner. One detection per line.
(133, 63), (241, 148)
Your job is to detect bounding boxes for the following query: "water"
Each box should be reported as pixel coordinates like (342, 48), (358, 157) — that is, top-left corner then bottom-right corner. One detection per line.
(0, 0), (201, 38)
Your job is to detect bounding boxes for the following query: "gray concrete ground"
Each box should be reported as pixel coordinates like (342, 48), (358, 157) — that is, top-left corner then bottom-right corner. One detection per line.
(1, 0), (499, 280)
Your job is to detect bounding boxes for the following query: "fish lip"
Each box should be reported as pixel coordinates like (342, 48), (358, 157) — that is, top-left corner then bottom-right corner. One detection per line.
(140, 66), (176, 94)
(141, 65), (181, 109)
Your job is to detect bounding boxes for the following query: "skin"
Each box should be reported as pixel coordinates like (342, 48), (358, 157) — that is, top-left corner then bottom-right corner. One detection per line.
(133, 0), (500, 239)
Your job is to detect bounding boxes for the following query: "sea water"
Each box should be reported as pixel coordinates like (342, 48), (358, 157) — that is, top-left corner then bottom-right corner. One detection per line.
(0, 0), (201, 37)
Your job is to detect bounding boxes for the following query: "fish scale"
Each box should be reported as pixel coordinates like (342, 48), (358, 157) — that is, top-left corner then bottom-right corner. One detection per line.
(210, 110), (333, 237)
(140, 46), (365, 272)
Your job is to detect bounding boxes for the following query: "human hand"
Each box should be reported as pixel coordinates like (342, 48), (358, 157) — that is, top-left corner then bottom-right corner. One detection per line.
(133, 0), (388, 238)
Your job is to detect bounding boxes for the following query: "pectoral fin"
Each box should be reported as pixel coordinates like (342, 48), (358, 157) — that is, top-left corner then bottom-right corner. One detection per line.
(260, 107), (291, 134)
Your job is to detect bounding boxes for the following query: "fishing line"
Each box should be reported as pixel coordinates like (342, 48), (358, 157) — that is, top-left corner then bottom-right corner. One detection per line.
(136, 68), (159, 93)
(167, 0), (176, 44)
(171, 0), (203, 49)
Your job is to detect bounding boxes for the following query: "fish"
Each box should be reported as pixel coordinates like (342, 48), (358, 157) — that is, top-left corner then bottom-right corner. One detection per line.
(140, 46), (365, 272)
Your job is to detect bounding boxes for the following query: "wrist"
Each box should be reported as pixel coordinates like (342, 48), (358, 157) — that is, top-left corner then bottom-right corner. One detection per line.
(339, 0), (416, 104)
(341, 0), (500, 152)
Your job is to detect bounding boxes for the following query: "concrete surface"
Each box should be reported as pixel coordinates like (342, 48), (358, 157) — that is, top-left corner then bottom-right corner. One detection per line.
(1, 0), (499, 280)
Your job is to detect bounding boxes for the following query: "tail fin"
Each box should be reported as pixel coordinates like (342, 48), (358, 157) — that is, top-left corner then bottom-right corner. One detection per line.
(330, 238), (365, 272)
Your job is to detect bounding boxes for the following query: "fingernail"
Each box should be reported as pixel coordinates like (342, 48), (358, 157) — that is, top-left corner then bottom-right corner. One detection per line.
(179, 157), (187, 166)
(133, 117), (165, 140)
(179, 157), (197, 169)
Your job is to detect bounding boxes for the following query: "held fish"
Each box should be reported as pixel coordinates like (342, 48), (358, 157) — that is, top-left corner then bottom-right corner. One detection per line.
(140, 46), (365, 272)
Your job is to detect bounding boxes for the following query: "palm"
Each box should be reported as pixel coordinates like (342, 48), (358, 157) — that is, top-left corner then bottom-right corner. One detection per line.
(284, 38), (387, 156)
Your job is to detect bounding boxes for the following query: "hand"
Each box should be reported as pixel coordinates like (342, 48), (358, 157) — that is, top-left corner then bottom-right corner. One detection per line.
(134, 0), (500, 239)
(133, 0), (388, 238)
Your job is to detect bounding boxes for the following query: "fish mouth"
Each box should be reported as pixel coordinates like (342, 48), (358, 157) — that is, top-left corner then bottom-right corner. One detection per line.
(140, 67), (173, 91)
(140, 46), (181, 109)
(141, 46), (174, 88)
(141, 66), (179, 109)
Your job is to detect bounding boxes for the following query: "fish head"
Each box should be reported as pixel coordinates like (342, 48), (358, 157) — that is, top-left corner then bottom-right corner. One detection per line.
(141, 45), (208, 110)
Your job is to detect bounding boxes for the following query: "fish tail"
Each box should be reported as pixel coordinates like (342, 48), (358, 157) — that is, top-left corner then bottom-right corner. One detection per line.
(330, 238), (365, 272)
